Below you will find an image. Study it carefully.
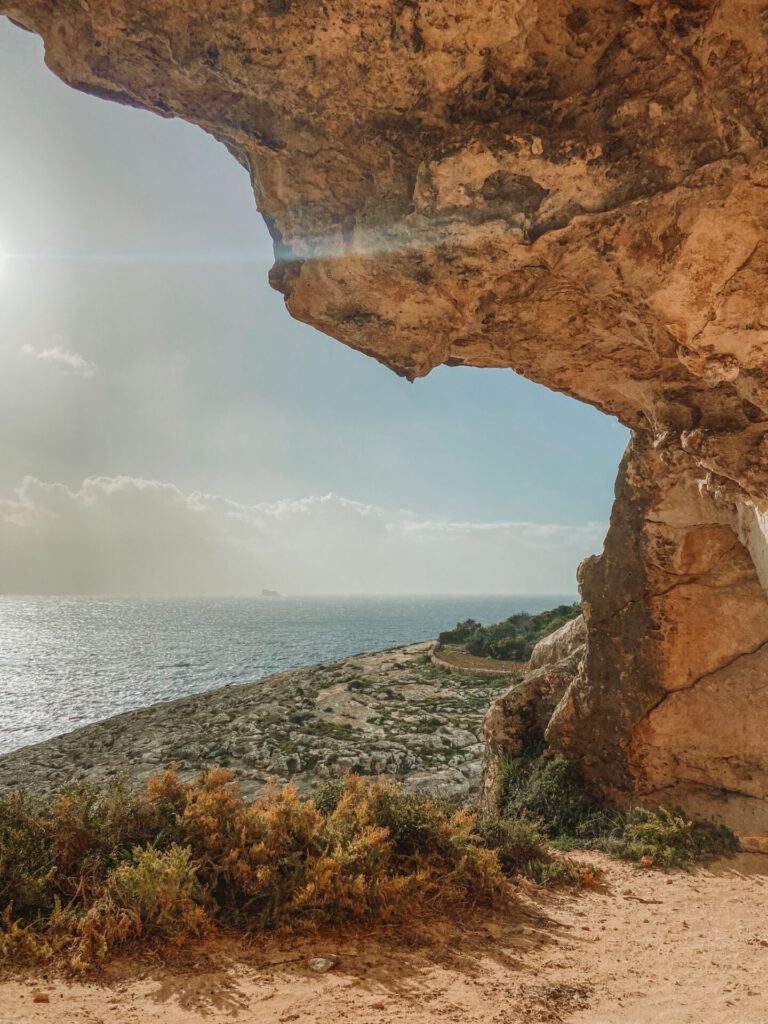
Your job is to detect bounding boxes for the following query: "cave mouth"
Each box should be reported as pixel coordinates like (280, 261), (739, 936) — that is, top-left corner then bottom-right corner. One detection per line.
(0, 12), (627, 595)
(2, 1), (768, 833)
(0, 14), (626, 772)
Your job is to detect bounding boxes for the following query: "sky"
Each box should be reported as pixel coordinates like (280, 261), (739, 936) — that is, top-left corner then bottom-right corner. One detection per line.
(0, 17), (629, 596)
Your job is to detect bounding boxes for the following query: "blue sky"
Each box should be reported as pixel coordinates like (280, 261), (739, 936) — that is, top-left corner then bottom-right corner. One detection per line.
(0, 17), (629, 594)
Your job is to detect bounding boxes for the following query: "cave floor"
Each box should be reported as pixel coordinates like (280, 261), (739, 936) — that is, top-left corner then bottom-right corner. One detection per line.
(1, 851), (767, 1024)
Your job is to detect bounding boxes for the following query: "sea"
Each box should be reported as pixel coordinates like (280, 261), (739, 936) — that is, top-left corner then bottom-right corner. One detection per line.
(0, 594), (576, 755)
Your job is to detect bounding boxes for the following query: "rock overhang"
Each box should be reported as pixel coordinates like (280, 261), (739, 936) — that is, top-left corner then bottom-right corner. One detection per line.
(1, 0), (767, 471)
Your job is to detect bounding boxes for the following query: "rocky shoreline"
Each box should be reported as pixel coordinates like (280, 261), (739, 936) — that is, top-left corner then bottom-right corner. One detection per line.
(0, 641), (520, 803)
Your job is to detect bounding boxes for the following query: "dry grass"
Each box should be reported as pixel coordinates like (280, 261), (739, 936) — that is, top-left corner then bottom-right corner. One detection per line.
(0, 770), (580, 972)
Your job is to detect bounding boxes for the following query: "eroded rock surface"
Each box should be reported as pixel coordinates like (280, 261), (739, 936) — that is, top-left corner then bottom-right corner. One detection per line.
(2, 0), (768, 444)
(3, 0), (768, 826)
(486, 433), (768, 830)
(560, 434), (768, 831)
(483, 614), (586, 760)
(0, 642), (511, 803)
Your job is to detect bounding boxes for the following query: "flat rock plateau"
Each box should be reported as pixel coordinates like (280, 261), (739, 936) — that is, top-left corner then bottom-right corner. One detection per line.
(0, 642), (516, 802)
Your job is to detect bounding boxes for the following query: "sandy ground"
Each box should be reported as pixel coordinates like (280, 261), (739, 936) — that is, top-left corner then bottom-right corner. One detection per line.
(2, 851), (768, 1024)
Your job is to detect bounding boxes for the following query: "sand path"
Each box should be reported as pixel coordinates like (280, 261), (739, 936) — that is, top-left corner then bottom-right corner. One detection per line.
(2, 851), (767, 1024)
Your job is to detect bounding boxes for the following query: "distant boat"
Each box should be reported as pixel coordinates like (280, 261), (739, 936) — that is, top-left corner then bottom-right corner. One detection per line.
(260, 589), (281, 598)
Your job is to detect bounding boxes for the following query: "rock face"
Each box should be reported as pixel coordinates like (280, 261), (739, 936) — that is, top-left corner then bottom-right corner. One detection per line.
(486, 434), (768, 830)
(3, 0), (768, 827)
(558, 434), (768, 831)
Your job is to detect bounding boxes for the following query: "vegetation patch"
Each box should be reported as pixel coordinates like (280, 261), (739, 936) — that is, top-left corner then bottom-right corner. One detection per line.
(0, 769), (585, 971)
(439, 603), (581, 661)
(496, 753), (739, 868)
(310, 721), (358, 741)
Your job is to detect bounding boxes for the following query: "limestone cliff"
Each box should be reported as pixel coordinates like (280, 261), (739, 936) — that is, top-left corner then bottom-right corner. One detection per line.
(485, 440), (768, 830)
(3, 0), (768, 828)
(556, 433), (768, 831)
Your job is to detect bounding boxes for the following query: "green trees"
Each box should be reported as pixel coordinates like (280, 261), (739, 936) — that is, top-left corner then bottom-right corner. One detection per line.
(437, 618), (480, 645)
(439, 603), (581, 662)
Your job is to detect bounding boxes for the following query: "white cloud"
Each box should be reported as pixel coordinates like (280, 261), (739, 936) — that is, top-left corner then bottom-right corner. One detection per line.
(22, 343), (95, 378)
(0, 476), (606, 595)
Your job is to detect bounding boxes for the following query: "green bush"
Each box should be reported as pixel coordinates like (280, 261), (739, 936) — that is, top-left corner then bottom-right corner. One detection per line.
(590, 808), (740, 867)
(314, 777), (345, 816)
(0, 793), (55, 919)
(523, 858), (588, 887)
(439, 603), (581, 662)
(496, 752), (739, 868)
(498, 754), (605, 839)
(438, 619), (480, 645)
(110, 844), (207, 938)
(474, 812), (548, 872)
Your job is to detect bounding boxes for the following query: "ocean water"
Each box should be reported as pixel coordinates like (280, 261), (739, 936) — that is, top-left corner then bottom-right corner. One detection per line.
(0, 594), (575, 755)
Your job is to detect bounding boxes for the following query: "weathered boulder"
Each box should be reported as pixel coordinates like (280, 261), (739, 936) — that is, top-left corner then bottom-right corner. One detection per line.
(3, 0), (768, 828)
(549, 433), (768, 831)
(487, 434), (768, 829)
(483, 614), (585, 759)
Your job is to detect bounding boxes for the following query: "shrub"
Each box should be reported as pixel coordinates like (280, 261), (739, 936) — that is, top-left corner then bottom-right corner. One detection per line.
(0, 767), (596, 970)
(590, 808), (740, 868)
(523, 858), (587, 887)
(0, 793), (55, 919)
(438, 619), (481, 645)
(70, 895), (142, 969)
(498, 754), (604, 839)
(439, 604), (581, 662)
(314, 777), (345, 816)
(474, 811), (548, 873)
(110, 844), (207, 938)
(474, 809), (590, 887)
(496, 752), (739, 868)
